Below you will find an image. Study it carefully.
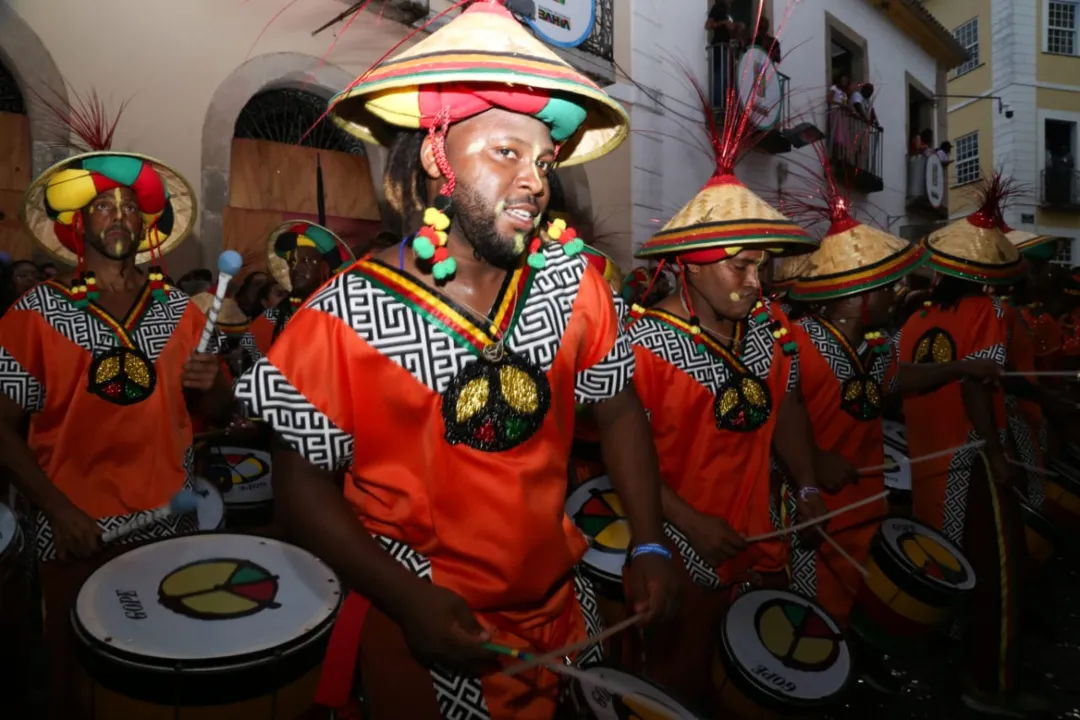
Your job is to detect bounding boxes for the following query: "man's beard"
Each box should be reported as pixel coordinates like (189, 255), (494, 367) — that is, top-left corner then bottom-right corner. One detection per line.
(90, 225), (139, 260)
(452, 183), (526, 270)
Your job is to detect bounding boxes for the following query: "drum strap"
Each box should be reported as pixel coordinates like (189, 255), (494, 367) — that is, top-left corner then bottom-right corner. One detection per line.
(315, 591), (371, 709)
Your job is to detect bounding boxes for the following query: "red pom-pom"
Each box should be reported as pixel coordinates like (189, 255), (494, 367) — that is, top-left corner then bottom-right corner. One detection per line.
(432, 246), (450, 262)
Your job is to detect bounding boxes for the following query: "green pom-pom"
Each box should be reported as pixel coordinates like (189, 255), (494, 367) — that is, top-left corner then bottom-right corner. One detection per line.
(74, 298), (89, 308)
(694, 343), (706, 354)
(783, 341), (798, 355)
(86, 290), (100, 301)
(563, 238), (585, 256)
(413, 236), (435, 260)
(751, 313), (767, 326)
(152, 289), (167, 302)
(432, 257), (457, 280)
(528, 251), (547, 269)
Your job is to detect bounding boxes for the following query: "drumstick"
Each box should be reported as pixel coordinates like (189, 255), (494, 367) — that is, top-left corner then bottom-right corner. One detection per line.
(100, 491), (199, 544)
(859, 440), (986, 474)
(197, 250), (244, 353)
(503, 613), (646, 677)
(533, 660), (689, 718)
(1002, 371), (1080, 378)
(745, 491), (890, 543)
(815, 527), (869, 579)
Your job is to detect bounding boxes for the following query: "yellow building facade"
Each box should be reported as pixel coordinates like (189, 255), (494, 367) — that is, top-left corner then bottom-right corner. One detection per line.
(925, 0), (1080, 260)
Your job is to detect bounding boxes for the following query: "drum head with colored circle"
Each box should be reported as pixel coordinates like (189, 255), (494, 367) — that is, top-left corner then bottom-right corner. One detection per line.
(722, 590), (851, 705)
(882, 420), (908, 453)
(882, 446), (912, 492)
(0, 503), (17, 556)
(205, 445), (273, 506)
(575, 665), (702, 720)
(565, 476), (628, 588)
(74, 534), (341, 665)
(193, 476), (225, 530)
(879, 518), (975, 591)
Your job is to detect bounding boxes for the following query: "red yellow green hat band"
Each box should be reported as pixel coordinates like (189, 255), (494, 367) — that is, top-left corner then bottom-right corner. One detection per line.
(636, 175), (816, 261)
(267, 221), (355, 292)
(22, 151), (195, 266)
(790, 244), (926, 302)
(329, 2), (628, 166)
(921, 237), (1025, 285)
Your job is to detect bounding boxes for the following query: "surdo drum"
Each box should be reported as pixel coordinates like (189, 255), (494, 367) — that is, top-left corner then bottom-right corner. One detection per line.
(572, 665), (704, 719)
(713, 589), (851, 717)
(71, 533), (342, 719)
(193, 476), (225, 531)
(199, 441), (275, 529)
(565, 476), (643, 669)
(849, 518), (975, 654)
(0, 502), (24, 582)
(882, 420), (912, 517)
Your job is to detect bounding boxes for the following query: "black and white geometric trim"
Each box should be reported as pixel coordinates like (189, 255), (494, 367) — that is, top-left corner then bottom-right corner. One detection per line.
(233, 361), (354, 472)
(941, 428), (1006, 545)
(964, 342), (1007, 368)
(663, 522), (720, 590)
(373, 535), (491, 720)
(575, 295), (636, 405)
(1005, 395), (1046, 509)
(572, 571), (606, 668)
(34, 461), (199, 563)
(0, 347), (45, 413)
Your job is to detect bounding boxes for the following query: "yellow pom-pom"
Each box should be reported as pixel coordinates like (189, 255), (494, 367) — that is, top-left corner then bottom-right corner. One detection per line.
(423, 208), (450, 231)
(690, 325), (701, 335)
(436, 231), (448, 245)
(548, 224), (562, 240)
(551, 218), (567, 232)
(772, 331), (781, 339)
(631, 303), (645, 316)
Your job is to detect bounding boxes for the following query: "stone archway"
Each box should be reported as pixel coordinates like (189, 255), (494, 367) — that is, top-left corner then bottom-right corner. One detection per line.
(199, 52), (384, 269)
(0, 3), (68, 176)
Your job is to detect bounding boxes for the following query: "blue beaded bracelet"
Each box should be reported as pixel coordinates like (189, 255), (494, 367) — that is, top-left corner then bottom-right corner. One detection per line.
(630, 543), (672, 561)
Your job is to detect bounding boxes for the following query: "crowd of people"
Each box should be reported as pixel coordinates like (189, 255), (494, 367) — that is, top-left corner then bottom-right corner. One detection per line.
(1, 2), (1080, 719)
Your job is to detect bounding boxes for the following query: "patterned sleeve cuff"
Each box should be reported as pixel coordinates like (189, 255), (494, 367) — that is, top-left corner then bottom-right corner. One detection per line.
(238, 331), (262, 366)
(575, 296), (636, 404)
(887, 330), (902, 395)
(234, 359), (354, 471)
(0, 346), (44, 413)
(785, 350), (800, 394)
(964, 342), (1007, 367)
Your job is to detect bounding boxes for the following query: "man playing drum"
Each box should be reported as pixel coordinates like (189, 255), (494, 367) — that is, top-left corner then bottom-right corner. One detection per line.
(784, 169), (1001, 689)
(240, 220), (354, 362)
(0, 102), (233, 717)
(900, 175), (1050, 716)
(624, 72), (837, 711)
(235, 3), (678, 719)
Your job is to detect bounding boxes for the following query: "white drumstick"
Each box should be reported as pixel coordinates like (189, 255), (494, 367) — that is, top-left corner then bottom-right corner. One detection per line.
(859, 440), (985, 474)
(197, 250), (244, 353)
(101, 491), (199, 544)
(816, 527), (870, 579)
(536, 661), (691, 719)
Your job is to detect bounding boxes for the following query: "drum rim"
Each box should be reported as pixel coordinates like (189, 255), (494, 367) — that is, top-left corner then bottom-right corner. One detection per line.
(875, 517), (976, 592)
(719, 589), (852, 709)
(565, 476), (629, 583)
(573, 662), (705, 719)
(1020, 501), (1060, 539)
(0, 503), (21, 555)
(72, 532), (343, 669)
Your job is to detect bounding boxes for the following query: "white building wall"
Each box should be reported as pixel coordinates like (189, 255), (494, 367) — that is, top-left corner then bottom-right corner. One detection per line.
(622, 0), (943, 256)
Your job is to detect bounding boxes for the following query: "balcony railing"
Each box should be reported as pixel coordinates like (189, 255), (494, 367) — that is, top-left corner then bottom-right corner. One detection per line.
(825, 107), (884, 194)
(1041, 168), (1080, 211)
(906, 153), (947, 215)
(578, 0), (614, 61)
(707, 41), (792, 153)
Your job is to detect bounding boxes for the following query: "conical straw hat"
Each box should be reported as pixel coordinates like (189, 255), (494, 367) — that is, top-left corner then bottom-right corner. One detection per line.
(267, 221), (355, 292)
(790, 217), (925, 301)
(636, 175), (816, 260)
(191, 293), (251, 333)
(1006, 229), (1059, 255)
(922, 174), (1024, 285)
(769, 253), (813, 293)
(923, 218), (1022, 285)
(329, 1), (628, 166)
(21, 151), (196, 267)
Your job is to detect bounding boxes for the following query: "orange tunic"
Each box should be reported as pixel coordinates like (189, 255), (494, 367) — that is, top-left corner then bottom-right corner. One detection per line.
(1003, 303), (1049, 510)
(900, 295), (1009, 541)
(235, 248), (633, 720)
(786, 316), (895, 625)
(628, 301), (797, 587)
(0, 281), (207, 560)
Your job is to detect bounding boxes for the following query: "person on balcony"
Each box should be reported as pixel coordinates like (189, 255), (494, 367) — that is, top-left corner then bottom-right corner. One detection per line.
(706, 1), (739, 107)
(749, 14), (781, 63)
(850, 82), (879, 128)
(827, 74), (851, 163)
